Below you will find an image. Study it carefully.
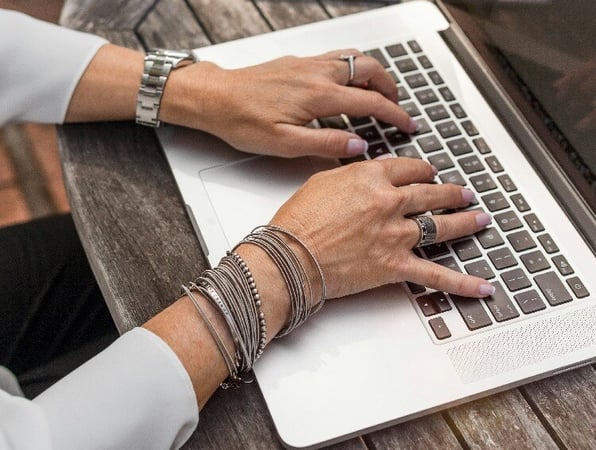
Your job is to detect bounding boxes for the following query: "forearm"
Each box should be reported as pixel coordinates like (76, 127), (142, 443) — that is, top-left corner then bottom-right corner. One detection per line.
(143, 243), (291, 409)
(65, 44), (144, 122)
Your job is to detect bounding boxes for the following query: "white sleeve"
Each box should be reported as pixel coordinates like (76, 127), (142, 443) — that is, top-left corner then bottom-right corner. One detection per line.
(0, 9), (107, 126)
(0, 328), (199, 450)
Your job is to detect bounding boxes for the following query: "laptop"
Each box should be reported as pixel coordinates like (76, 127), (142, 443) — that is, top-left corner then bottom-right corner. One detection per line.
(157, 1), (596, 448)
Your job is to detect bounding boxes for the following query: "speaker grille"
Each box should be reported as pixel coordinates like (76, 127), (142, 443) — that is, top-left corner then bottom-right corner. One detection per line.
(447, 305), (596, 383)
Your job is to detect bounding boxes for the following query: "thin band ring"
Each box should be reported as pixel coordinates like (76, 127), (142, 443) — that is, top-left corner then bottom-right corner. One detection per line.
(339, 54), (356, 85)
(411, 215), (438, 247)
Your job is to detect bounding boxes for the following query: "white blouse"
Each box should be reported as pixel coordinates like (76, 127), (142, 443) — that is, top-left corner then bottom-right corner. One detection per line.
(0, 10), (198, 449)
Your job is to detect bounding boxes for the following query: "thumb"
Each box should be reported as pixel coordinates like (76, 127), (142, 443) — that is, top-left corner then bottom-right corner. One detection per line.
(278, 124), (368, 158)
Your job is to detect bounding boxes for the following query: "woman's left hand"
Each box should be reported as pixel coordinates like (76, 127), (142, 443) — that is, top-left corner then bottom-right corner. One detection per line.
(161, 49), (417, 158)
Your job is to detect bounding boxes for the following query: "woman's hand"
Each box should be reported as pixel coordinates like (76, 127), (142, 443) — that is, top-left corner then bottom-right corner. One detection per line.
(270, 157), (495, 300)
(161, 49), (416, 158)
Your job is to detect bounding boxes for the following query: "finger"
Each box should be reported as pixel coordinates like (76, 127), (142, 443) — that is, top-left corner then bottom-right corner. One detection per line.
(376, 157), (436, 186)
(402, 257), (495, 298)
(274, 124), (369, 158)
(398, 183), (476, 215)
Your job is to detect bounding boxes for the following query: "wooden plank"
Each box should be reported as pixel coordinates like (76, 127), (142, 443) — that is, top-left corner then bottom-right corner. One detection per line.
(255, 0), (329, 29)
(446, 390), (557, 449)
(186, 0), (271, 43)
(365, 414), (462, 449)
(521, 366), (596, 449)
(137, 0), (211, 50)
(321, 0), (389, 16)
(60, 0), (154, 31)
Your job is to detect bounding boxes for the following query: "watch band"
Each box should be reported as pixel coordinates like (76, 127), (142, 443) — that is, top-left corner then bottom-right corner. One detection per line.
(136, 49), (197, 127)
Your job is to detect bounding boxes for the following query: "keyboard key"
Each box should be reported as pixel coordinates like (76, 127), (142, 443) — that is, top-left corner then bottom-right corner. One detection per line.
(497, 174), (517, 192)
(417, 295), (440, 316)
(482, 192), (509, 212)
(415, 88), (439, 104)
(447, 137), (473, 156)
(398, 85), (410, 101)
(510, 193), (531, 212)
(477, 228), (505, 249)
(386, 43), (407, 58)
(422, 242), (450, 258)
(524, 213), (545, 232)
(429, 317), (451, 339)
(413, 118), (432, 135)
(535, 271), (572, 305)
(406, 281), (426, 294)
(450, 103), (467, 118)
(465, 260), (495, 279)
(401, 102), (421, 117)
(514, 290), (546, 314)
(439, 170), (466, 186)
(438, 86), (456, 102)
(485, 155), (504, 173)
(428, 70), (444, 85)
(407, 40), (423, 53)
(417, 55), (433, 69)
(356, 125), (382, 142)
(387, 70), (399, 84)
(349, 116), (372, 127)
(340, 154), (367, 165)
(396, 145), (422, 159)
(364, 48), (389, 68)
(417, 135), (443, 153)
(501, 268), (532, 291)
(494, 210), (523, 231)
(458, 155), (484, 174)
(319, 116), (347, 129)
(395, 58), (418, 73)
(520, 250), (550, 273)
(470, 173), (497, 192)
(507, 230), (537, 252)
(538, 233), (559, 254)
(435, 256), (462, 272)
(386, 129), (411, 147)
(367, 142), (391, 159)
(405, 73), (428, 89)
(428, 152), (454, 171)
(452, 239), (482, 261)
(472, 137), (491, 154)
(425, 104), (450, 122)
(566, 276), (589, 298)
(451, 295), (493, 330)
(436, 121), (461, 139)
(460, 119), (479, 136)
(552, 255), (574, 275)
(484, 281), (520, 322)
(431, 291), (452, 312)
(488, 247), (517, 269)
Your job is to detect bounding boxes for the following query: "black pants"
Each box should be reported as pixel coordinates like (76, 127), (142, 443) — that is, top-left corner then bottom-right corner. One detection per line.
(0, 214), (118, 398)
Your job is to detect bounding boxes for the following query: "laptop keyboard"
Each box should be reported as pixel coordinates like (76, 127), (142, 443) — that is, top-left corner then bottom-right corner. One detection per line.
(317, 40), (590, 342)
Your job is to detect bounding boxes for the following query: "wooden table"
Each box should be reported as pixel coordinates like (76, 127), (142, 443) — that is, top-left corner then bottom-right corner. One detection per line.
(58, 1), (595, 448)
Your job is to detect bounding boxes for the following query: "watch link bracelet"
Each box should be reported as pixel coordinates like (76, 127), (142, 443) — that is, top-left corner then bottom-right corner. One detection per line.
(136, 49), (198, 127)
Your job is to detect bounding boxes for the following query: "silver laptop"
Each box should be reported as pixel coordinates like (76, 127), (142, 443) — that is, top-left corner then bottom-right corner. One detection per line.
(157, 1), (596, 448)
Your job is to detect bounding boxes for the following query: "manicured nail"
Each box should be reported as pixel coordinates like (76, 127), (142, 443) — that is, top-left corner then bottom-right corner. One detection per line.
(478, 283), (496, 297)
(374, 153), (394, 160)
(347, 138), (368, 155)
(408, 118), (420, 133)
(461, 189), (475, 203)
(475, 212), (492, 227)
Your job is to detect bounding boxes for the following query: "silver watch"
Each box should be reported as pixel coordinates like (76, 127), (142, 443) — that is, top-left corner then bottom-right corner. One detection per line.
(136, 49), (198, 127)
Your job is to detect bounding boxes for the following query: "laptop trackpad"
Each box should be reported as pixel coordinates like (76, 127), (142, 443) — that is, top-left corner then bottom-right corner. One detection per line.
(199, 155), (337, 247)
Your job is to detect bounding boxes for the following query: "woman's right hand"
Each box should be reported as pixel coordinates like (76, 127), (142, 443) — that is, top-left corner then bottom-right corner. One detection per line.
(270, 157), (495, 300)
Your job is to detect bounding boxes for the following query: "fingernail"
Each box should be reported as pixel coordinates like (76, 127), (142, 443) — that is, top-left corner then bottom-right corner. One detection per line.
(431, 165), (438, 176)
(475, 212), (492, 227)
(374, 153), (394, 160)
(347, 138), (368, 155)
(478, 283), (496, 297)
(461, 189), (475, 203)
(408, 118), (420, 134)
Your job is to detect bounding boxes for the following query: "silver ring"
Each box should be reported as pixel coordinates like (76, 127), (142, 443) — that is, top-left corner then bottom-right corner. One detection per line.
(412, 215), (437, 247)
(339, 54), (356, 85)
